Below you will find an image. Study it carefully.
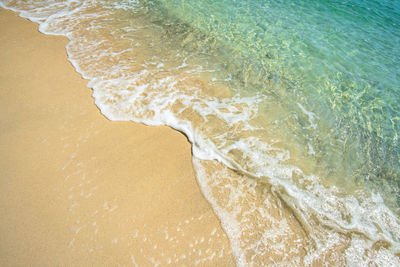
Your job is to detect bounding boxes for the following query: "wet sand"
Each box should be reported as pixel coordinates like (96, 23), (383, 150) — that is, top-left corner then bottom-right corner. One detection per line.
(0, 8), (235, 266)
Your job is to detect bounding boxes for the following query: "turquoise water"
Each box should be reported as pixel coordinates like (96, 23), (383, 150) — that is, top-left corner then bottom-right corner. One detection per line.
(2, 0), (400, 264)
(154, 0), (400, 209)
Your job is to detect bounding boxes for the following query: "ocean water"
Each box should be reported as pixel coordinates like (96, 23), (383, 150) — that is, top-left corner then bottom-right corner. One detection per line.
(1, 0), (399, 265)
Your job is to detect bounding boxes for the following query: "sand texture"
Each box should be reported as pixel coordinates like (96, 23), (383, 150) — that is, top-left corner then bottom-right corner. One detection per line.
(0, 8), (235, 266)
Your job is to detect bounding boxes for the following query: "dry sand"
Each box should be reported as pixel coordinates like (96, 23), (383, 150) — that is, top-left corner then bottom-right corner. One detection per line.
(0, 8), (235, 266)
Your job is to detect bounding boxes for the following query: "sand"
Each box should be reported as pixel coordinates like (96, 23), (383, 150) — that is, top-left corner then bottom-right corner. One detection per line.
(0, 8), (235, 266)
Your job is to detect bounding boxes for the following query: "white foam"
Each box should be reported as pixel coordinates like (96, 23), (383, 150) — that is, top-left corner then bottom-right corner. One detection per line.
(297, 102), (317, 130)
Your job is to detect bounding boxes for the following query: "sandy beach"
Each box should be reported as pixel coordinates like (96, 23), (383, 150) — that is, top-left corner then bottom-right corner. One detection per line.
(0, 8), (235, 266)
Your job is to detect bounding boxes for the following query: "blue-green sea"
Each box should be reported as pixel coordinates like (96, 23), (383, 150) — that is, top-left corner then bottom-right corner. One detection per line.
(2, 0), (399, 264)
(156, 0), (400, 206)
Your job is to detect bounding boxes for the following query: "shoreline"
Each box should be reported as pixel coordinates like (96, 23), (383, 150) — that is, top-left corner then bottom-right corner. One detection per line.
(0, 8), (235, 266)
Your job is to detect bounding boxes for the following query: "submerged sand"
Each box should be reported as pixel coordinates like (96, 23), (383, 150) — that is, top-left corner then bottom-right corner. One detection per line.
(0, 8), (235, 265)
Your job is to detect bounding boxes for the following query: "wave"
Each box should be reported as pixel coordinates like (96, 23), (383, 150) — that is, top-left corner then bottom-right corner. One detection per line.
(1, 0), (399, 265)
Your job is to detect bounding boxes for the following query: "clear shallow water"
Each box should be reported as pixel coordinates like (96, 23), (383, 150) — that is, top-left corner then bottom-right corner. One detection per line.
(1, 0), (399, 265)
(157, 0), (400, 204)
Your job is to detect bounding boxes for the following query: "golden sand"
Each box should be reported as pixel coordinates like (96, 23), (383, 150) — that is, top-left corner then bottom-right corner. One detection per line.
(0, 8), (235, 265)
